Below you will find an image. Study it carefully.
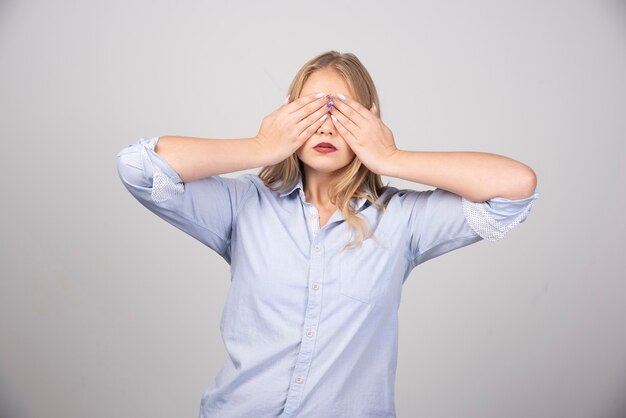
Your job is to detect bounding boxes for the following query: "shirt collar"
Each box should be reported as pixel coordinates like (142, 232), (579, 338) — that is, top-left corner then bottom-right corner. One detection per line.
(278, 175), (304, 198)
(278, 174), (368, 211)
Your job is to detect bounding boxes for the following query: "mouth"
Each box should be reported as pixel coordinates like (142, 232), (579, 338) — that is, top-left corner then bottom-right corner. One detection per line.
(313, 142), (337, 151)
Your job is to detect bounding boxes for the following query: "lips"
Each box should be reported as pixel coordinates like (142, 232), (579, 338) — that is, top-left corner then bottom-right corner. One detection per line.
(314, 142), (336, 150)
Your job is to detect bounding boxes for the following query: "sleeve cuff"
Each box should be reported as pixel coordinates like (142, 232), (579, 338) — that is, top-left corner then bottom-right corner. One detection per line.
(461, 189), (539, 242)
(139, 136), (185, 203)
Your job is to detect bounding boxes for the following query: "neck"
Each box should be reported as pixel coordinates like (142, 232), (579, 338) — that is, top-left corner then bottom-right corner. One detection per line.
(302, 167), (337, 208)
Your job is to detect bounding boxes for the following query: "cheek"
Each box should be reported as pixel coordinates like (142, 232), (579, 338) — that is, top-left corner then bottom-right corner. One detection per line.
(342, 141), (355, 156)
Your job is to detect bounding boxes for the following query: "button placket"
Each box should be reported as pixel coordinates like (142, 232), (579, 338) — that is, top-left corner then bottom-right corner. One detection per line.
(307, 205), (320, 238)
(281, 240), (325, 416)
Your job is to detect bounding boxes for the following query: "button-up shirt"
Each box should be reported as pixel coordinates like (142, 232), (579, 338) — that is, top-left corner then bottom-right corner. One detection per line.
(116, 136), (539, 418)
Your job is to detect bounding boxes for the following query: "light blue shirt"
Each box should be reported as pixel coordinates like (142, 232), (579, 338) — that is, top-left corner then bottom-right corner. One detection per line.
(116, 136), (539, 418)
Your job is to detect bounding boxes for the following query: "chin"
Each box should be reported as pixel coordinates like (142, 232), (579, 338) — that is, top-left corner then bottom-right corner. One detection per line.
(303, 159), (352, 173)
(297, 148), (355, 171)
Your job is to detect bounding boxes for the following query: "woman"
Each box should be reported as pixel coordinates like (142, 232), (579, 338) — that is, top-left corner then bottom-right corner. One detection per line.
(116, 50), (538, 418)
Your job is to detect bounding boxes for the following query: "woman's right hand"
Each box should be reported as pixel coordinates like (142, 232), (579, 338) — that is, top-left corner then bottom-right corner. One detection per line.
(255, 92), (333, 166)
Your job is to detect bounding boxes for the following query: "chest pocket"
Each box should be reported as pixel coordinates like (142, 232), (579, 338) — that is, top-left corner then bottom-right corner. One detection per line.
(339, 230), (393, 304)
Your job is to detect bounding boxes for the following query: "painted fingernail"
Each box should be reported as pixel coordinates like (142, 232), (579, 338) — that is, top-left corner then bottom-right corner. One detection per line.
(320, 114), (328, 121)
(315, 92), (326, 98)
(331, 114), (338, 122)
(338, 94), (347, 100)
(326, 101), (334, 108)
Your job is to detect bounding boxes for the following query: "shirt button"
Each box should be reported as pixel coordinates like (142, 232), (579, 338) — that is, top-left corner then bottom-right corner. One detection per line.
(314, 244), (321, 252)
(312, 282), (319, 290)
(306, 329), (314, 337)
(295, 376), (303, 384)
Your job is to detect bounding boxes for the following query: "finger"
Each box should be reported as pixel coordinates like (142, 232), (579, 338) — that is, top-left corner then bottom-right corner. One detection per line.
(332, 93), (371, 127)
(329, 112), (357, 145)
(292, 95), (332, 123)
(295, 103), (330, 136)
(329, 105), (359, 138)
(286, 91), (327, 114)
(298, 112), (330, 142)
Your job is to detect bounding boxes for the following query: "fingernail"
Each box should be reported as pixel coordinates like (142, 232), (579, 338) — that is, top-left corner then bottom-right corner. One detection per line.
(330, 114), (338, 122)
(315, 92), (326, 98)
(338, 94), (347, 100)
(284, 95), (290, 104)
(320, 114), (328, 121)
(326, 101), (334, 108)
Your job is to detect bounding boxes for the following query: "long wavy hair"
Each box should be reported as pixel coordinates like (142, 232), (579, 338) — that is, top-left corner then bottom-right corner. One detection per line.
(258, 50), (397, 250)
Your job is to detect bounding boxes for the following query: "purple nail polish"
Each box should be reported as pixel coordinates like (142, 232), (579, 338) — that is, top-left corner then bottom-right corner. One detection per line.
(326, 101), (334, 108)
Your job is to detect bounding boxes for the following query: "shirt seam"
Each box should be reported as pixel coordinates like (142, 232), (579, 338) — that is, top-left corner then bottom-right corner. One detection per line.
(411, 232), (479, 267)
(408, 188), (433, 264)
(407, 189), (479, 265)
(162, 204), (230, 250)
(228, 177), (258, 247)
(138, 139), (229, 248)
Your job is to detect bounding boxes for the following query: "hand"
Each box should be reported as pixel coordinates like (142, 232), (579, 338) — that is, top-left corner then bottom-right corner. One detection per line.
(255, 92), (333, 166)
(328, 94), (399, 175)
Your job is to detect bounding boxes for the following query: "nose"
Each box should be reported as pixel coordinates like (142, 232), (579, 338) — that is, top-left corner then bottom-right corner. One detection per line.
(317, 115), (335, 136)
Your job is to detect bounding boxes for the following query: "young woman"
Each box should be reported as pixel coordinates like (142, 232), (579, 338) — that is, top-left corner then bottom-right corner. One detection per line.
(116, 50), (539, 418)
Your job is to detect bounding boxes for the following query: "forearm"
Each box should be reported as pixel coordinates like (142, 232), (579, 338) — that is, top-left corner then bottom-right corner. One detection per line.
(380, 150), (537, 202)
(154, 136), (268, 183)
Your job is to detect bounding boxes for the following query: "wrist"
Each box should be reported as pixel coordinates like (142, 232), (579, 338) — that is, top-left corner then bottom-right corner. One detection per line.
(250, 136), (273, 167)
(376, 148), (405, 177)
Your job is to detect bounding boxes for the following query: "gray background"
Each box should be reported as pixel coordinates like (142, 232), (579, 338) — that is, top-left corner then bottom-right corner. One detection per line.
(1, 0), (625, 417)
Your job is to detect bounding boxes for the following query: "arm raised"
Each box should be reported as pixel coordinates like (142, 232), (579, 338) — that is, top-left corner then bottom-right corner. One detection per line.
(155, 92), (334, 183)
(154, 136), (266, 183)
(379, 150), (537, 203)
(328, 93), (537, 202)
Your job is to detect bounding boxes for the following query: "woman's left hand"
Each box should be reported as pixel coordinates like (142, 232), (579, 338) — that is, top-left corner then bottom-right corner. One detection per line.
(329, 94), (399, 175)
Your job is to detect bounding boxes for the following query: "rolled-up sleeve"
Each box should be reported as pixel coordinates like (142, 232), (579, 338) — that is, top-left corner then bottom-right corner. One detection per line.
(401, 187), (539, 269)
(115, 136), (256, 263)
(461, 190), (539, 242)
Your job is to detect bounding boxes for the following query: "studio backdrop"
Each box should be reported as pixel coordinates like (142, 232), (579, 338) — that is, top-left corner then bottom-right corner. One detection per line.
(1, 1), (625, 417)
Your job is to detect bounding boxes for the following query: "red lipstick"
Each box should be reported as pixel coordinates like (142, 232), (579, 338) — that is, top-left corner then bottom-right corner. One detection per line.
(313, 142), (337, 153)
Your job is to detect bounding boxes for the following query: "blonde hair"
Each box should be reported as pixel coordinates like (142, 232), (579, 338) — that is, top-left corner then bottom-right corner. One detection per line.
(258, 50), (397, 251)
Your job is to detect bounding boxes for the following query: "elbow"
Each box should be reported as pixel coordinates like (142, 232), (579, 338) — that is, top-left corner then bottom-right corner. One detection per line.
(512, 165), (537, 199)
(522, 166), (538, 198)
(475, 164), (537, 202)
(491, 165), (537, 201)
